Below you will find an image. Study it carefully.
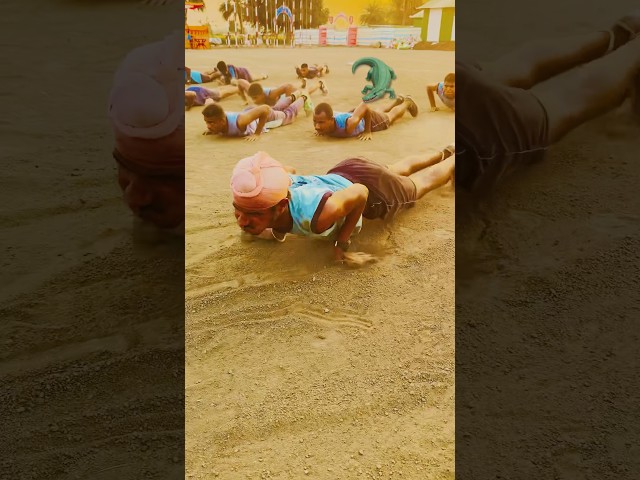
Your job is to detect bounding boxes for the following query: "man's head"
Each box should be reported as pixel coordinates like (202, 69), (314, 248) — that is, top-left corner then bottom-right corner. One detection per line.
(443, 73), (455, 99)
(312, 102), (336, 135)
(114, 141), (185, 230)
(216, 61), (228, 75)
(202, 103), (227, 134)
(108, 32), (185, 230)
(230, 151), (291, 235)
(247, 83), (267, 104)
(299, 63), (309, 77)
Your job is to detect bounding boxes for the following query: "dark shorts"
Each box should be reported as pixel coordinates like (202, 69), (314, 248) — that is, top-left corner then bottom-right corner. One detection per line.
(327, 158), (417, 220)
(233, 66), (252, 82)
(186, 86), (220, 105)
(370, 110), (390, 132)
(455, 60), (550, 191)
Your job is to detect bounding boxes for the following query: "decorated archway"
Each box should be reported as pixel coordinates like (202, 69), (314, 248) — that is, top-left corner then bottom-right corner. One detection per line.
(273, 4), (295, 46)
(328, 12), (353, 31)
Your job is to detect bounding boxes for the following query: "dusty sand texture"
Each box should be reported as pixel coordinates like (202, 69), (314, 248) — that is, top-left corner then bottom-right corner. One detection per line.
(1, 2), (184, 478)
(185, 47), (455, 479)
(456, 1), (640, 478)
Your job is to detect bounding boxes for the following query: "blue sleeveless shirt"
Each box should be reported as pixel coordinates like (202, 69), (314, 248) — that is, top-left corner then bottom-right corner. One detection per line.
(437, 82), (455, 110)
(330, 112), (365, 138)
(287, 174), (363, 238)
(224, 112), (258, 137)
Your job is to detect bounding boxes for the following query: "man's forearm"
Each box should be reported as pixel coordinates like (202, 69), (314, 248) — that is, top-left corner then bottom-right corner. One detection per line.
(427, 87), (437, 107)
(363, 109), (372, 134)
(335, 193), (367, 243)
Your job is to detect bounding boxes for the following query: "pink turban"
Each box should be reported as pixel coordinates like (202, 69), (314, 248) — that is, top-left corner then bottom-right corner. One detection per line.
(230, 152), (291, 209)
(108, 31), (184, 174)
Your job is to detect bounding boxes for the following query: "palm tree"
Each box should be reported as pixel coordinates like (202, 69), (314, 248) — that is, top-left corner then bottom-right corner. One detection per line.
(360, 2), (388, 26)
(219, 0), (246, 34)
(387, 0), (423, 25)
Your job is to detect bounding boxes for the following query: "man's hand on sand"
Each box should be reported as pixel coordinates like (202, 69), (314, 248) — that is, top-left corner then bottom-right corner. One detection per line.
(335, 247), (377, 268)
(244, 135), (260, 142)
(341, 251), (377, 268)
(202, 130), (211, 135)
(314, 131), (324, 136)
(358, 132), (372, 141)
(429, 106), (438, 112)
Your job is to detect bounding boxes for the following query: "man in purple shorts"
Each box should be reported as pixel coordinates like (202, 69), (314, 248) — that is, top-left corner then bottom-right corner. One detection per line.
(312, 96), (418, 141)
(229, 145), (454, 267)
(201, 93), (308, 141)
(456, 10), (640, 195)
(235, 81), (297, 109)
(184, 85), (239, 110)
(238, 80), (327, 110)
(216, 61), (267, 85)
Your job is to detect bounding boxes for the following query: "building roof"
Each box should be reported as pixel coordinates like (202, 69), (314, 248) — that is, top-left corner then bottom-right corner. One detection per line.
(418, 0), (455, 9)
(409, 10), (424, 18)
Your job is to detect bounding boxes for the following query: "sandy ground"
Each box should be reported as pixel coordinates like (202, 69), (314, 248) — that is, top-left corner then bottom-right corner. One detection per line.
(456, 1), (640, 478)
(185, 47), (455, 478)
(1, 2), (185, 478)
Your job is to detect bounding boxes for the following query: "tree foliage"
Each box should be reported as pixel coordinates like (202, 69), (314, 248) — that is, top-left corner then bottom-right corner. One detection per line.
(219, 0), (329, 32)
(360, 2), (388, 26)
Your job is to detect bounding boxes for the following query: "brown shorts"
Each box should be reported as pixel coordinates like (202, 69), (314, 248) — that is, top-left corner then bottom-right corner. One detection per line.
(370, 110), (390, 132)
(455, 60), (550, 191)
(327, 157), (417, 220)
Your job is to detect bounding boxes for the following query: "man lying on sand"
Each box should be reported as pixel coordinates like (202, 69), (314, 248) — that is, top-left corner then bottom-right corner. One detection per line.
(427, 73), (455, 112)
(312, 96), (418, 141)
(235, 81), (297, 108)
(109, 33), (184, 232)
(456, 9), (640, 194)
(238, 80), (328, 108)
(216, 61), (268, 85)
(229, 146), (454, 267)
(185, 85), (239, 110)
(295, 63), (329, 79)
(185, 66), (222, 85)
(201, 95), (308, 141)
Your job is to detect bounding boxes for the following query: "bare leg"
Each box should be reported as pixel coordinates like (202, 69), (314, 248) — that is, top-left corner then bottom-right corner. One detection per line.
(204, 69), (222, 80)
(409, 156), (455, 199)
(381, 97), (404, 112)
(385, 100), (412, 124)
(217, 85), (240, 100)
(482, 12), (640, 89)
(533, 35), (640, 143)
(249, 73), (269, 82)
(236, 79), (251, 104)
(388, 145), (455, 176)
(305, 82), (321, 95)
(482, 32), (611, 89)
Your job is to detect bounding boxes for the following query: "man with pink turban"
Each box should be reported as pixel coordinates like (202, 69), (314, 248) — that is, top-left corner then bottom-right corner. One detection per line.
(230, 146), (455, 267)
(108, 31), (184, 232)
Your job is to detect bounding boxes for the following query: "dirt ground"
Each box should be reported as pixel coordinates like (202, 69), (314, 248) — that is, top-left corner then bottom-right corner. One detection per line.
(185, 47), (455, 479)
(455, 1), (640, 478)
(1, 2), (185, 479)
